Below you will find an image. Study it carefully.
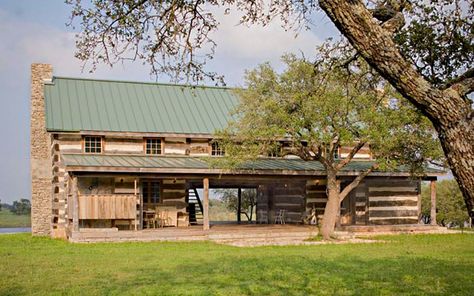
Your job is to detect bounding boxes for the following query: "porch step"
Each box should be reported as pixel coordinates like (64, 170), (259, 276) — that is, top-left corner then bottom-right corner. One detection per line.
(187, 188), (203, 225)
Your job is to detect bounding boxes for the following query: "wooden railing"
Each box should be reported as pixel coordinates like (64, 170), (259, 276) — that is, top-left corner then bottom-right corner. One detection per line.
(72, 195), (136, 220)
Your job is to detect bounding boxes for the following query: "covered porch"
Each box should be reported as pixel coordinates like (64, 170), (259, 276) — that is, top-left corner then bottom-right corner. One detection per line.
(65, 173), (314, 234)
(57, 154), (444, 239)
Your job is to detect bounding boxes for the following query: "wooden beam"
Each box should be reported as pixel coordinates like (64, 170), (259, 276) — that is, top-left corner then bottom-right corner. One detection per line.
(64, 165), (445, 178)
(237, 188), (242, 224)
(72, 176), (79, 232)
(134, 178), (138, 231)
(430, 180), (437, 225)
(203, 178), (210, 230)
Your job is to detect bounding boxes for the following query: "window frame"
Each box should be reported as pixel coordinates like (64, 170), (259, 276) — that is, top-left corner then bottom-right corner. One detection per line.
(142, 180), (162, 208)
(210, 141), (224, 156)
(144, 138), (163, 155)
(83, 136), (103, 154)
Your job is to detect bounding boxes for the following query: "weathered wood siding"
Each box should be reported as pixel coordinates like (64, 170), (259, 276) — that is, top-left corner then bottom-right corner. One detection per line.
(105, 137), (143, 154)
(161, 179), (187, 209)
(305, 179), (327, 212)
(340, 144), (372, 159)
(257, 181), (306, 224)
(367, 178), (420, 225)
(57, 134), (82, 153)
(57, 134), (212, 156)
(352, 182), (368, 225)
(164, 137), (188, 155)
(189, 139), (210, 156)
(73, 195), (136, 219)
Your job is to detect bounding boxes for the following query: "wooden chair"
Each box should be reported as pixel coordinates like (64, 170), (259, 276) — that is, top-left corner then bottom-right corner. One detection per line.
(275, 209), (286, 224)
(154, 209), (167, 228)
(144, 210), (156, 229)
(160, 209), (172, 227)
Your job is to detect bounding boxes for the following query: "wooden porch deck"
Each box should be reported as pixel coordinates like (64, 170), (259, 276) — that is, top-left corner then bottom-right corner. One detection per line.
(69, 223), (448, 244)
(69, 224), (319, 243)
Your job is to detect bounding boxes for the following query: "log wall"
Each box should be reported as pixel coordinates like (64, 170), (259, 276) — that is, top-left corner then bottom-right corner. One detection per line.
(257, 181), (306, 224)
(161, 179), (187, 210)
(57, 134), (212, 156)
(367, 178), (420, 225)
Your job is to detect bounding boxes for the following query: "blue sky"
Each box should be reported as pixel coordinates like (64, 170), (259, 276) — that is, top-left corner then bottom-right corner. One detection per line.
(0, 1), (337, 203)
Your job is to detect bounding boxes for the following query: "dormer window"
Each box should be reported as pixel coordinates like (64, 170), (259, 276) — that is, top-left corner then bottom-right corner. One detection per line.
(211, 141), (224, 156)
(145, 138), (162, 155)
(84, 136), (102, 153)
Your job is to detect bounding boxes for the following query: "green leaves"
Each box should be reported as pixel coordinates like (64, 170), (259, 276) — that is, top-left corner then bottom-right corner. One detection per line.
(395, 0), (474, 86)
(215, 51), (443, 175)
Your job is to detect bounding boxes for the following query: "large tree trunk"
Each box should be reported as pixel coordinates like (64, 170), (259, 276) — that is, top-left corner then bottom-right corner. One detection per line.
(436, 115), (474, 216)
(321, 172), (341, 239)
(319, 0), (474, 218)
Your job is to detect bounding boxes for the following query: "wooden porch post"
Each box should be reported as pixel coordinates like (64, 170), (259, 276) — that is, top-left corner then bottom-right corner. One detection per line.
(72, 176), (79, 232)
(203, 178), (210, 230)
(237, 188), (242, 224)
(430, 180), (437, 225)
(134, 178), (138, 231)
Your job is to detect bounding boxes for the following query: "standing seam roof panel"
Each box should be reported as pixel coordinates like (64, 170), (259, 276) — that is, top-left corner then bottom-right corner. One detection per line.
(44, 77), (240, 134)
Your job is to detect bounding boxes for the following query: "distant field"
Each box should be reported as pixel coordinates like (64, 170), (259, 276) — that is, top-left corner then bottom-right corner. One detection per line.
(0, 210), (30, 228)
(0, 233), (473, 295)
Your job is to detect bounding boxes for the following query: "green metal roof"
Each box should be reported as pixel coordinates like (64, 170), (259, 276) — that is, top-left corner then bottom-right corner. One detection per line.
(62, 154), (444, 177)
(44, 77), (239, 134)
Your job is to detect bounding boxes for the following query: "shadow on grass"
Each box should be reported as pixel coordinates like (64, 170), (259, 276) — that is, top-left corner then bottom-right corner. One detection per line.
(1, 234), (473, 295)
(80, 252), (472, 295)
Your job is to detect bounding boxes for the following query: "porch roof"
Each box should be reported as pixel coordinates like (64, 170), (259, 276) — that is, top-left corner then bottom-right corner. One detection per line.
(62, 154), (444, 177)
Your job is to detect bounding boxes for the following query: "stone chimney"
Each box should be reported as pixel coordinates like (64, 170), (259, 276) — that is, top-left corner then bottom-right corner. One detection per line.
(30, 63), (53, 235)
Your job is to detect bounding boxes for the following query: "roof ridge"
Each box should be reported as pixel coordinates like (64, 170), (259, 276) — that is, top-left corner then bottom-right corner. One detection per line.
(51, 76), (237, 90)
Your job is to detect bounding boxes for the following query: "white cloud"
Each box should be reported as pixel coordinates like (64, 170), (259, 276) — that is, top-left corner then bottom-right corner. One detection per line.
(213, 9), (321, 62)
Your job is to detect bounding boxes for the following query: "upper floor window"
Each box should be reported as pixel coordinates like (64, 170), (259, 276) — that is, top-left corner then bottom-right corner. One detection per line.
(211, 141), (224, 156)
(84, 136), (102, 153)
(145, 138), (162, 155)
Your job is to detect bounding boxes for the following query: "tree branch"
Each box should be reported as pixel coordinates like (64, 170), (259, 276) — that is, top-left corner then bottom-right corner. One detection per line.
(444, 68), (474, 97)
(339, 163), (379, 202)
(335, 141), (366, 170)
(318, 0), (468, 124)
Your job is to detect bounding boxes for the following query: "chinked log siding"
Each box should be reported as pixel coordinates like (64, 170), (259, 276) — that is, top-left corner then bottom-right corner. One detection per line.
(56, 134), (212, 156)
(367, 178), (420, 225)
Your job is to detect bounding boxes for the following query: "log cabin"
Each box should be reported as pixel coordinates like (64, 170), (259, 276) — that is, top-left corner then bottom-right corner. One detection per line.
(30, 64), (444, 240)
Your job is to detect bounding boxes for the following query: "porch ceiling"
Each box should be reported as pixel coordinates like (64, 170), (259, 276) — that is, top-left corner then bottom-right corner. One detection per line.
(61, 154), (445, 178)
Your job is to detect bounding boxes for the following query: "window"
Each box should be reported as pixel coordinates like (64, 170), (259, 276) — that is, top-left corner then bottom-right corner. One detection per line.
(142, 181), (160, 206)
(211, 141), (224, 156)
(145, 138), (162, 155)
(84, 136), (102, 153)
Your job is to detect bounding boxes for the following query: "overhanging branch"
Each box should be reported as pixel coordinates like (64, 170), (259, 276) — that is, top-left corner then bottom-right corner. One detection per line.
(335, 141), (366, 170)
(339, 163), (379, 202)
(444, 68), (474, 97)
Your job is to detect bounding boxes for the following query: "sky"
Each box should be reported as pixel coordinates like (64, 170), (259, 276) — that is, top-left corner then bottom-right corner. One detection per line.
(0, 0), (337, 203)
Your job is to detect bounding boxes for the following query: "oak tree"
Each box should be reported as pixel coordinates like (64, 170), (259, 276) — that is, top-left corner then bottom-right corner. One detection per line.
(67, 0), (473, 218)
(214, 54), (441, 239)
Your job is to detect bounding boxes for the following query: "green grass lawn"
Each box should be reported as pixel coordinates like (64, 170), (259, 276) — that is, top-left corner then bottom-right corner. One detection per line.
(0, 210), (30, 228)
(0, 234), (473, 295)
